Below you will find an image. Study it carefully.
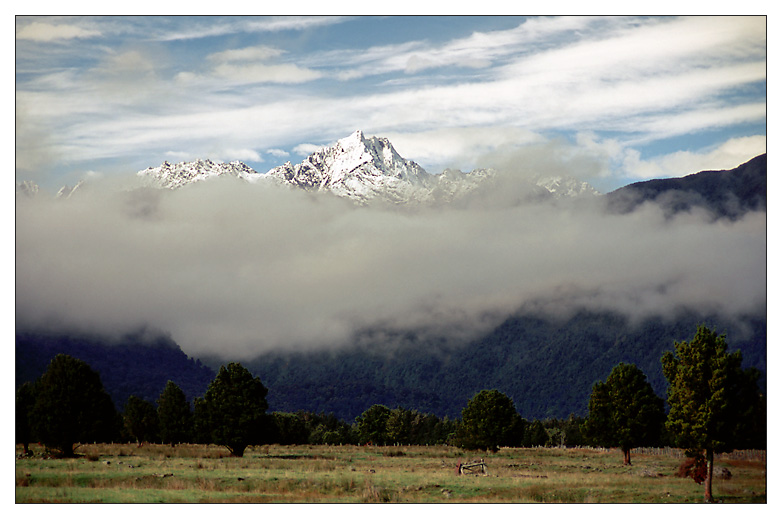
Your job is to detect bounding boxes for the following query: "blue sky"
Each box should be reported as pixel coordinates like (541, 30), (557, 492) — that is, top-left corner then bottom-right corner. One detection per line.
(16, 15), (767, 193)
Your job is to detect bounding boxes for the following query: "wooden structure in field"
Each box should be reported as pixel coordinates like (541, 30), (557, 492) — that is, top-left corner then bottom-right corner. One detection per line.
(457, 459), (487, 475)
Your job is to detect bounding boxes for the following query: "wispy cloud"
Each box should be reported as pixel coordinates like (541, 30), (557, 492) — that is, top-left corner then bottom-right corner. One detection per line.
(16, 20), (102, 41)
(154, 16), (351, 41)
(15, 16), (766, 190)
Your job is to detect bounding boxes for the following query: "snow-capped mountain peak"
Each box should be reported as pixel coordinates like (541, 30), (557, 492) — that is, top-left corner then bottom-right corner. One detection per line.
(133, 131), (599, 205)
(265, 130), (432, 204)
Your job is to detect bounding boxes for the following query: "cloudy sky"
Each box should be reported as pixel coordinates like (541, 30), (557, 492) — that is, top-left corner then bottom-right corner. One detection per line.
(16, 15), (766, 193)
(14, 14), (768, 360)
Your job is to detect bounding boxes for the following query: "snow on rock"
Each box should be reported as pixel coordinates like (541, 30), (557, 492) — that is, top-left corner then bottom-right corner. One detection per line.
(134, 131), (600, 205)
(137, 159), (262, 190)
(265, 130), (434, 205)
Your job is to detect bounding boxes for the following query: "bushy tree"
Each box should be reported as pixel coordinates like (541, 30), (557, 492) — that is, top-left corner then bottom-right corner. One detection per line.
(123, 395), (159, 445)
(299, 411), (356, 445)
(662, 325), (765, 502)
(194, 363), (269, 457)
(31, 354), (119, 457)
(523, 419), (549, 447)
(453, 389), (523, 452)
(583, 363), (665, 465)
(271, 412), (310, 445)
(355, 404), (391, 445)
(157, 381), (193, 446)
(384, 407), (454, 446)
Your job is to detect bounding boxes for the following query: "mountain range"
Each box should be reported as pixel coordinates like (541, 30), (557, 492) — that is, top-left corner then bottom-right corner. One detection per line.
(15, 132), (766, 420)
(136, 129), (599, 204)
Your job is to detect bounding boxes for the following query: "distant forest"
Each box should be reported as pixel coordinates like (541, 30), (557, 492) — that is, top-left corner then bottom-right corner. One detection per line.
(16, 309), (765, 423)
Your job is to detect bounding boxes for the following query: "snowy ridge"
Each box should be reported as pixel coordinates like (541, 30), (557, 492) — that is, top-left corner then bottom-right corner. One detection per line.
(534, 176), (600, 198)
(137, 158), (262, 190)
(133, 130), (600, 204)
(16, 180), (40, 198)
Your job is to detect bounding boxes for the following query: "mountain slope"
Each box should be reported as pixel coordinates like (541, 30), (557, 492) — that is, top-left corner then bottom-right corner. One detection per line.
(606, 154), (766, 219)
(235, 310), (765, 421)
(16, 329), (216, 410)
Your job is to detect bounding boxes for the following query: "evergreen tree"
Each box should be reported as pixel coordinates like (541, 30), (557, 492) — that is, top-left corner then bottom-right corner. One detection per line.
(123, 395), (159, 445)
(662, 325), (765, 503)
(355, 404), (391, 445)
(453, 389), (524, 452)
(16, 382), (36, 455)
(523, 419), (549, 447)
(157, 381), (193, 446)
(271, 412), (310, 445)
(583, 363), (665, 465)
(31, 354), (118, 457)
(194, 363), (269, 457)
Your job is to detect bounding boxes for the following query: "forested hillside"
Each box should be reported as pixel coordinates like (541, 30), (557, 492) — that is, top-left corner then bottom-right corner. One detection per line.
(16, 329), (215, 409)
(237, 310), (765, 421)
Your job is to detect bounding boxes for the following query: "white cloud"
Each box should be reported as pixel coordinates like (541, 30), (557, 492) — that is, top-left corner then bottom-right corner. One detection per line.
(155, 16), (350, 42)
(212, 62), (322, 84)
(621, 135), (767, 180)
(266, 148), (290, 158)
(16, 20), (101, 41)
(200, 44), (322, 85)
(15, 16), (766, 192)
(16, 177), (766, 358)
(293, 143), (325, 156)
(383, 127), (546, 172)
(220, 148), (262, 162)
(207, 45), (284, 63)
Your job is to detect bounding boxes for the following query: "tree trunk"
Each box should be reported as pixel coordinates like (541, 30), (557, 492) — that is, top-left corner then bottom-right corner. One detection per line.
(228, 444), (246, 457)
(622, 447), (632, 465)
(60, 443), (75, 458)
(704, 448), (715, 503)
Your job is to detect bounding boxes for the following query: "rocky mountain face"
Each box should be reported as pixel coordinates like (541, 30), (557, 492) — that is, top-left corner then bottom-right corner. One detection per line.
(134, 130), (600, 205)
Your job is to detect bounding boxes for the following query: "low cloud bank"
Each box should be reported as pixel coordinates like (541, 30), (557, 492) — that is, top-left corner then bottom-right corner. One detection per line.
(16, 170), (766, 359)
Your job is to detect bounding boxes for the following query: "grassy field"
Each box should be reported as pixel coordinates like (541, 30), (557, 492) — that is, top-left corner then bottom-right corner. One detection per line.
(15, 443), (766, 503)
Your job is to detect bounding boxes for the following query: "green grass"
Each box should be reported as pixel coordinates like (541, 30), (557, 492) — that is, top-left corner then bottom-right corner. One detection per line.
(15, 444), (766, 503)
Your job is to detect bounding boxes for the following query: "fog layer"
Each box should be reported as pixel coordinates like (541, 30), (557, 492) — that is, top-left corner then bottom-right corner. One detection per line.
(16, 174), (766, 359)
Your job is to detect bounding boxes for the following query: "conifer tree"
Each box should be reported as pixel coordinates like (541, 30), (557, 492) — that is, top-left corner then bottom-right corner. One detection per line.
(194, 363), (269, 456)
(123, 395), (159, 445)
(662, 325), (765, 502)
(31, 354), (118, 457)
(583, 363), (665, 465)
(157, 381), (193, 446)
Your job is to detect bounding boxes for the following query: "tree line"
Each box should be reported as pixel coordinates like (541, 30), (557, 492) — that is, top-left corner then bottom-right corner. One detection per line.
(16, 325), (764, 501)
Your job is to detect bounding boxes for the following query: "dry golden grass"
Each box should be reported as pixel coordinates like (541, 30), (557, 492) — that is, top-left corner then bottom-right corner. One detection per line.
(15, 443), (766, 503)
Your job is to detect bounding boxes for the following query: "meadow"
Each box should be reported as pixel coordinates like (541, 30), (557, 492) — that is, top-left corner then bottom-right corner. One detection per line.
(15, 443), (766, 504)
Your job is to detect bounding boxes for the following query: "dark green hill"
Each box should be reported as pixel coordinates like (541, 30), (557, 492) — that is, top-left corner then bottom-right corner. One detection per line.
(238, 310), (765, 421)
(15, 329), (215, 410)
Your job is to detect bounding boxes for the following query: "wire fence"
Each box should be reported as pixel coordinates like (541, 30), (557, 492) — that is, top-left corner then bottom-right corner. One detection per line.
(631, 446), (766, 462)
